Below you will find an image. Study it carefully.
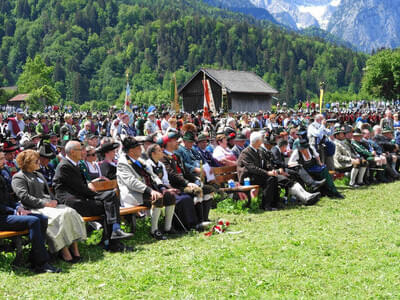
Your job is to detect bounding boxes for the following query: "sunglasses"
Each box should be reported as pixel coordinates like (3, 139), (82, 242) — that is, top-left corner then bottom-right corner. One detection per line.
(87, 153), (96, 157)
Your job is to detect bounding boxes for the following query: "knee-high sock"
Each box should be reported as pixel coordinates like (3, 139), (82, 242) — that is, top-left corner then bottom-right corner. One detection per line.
(349, 167), (359, 185)
(151, 207), (162, 234)
(357, 167), (367, 184)
(164, 205), (175, 231)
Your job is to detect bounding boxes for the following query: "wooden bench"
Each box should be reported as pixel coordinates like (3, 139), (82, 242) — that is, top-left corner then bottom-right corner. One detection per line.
(213, 165), (259, 207)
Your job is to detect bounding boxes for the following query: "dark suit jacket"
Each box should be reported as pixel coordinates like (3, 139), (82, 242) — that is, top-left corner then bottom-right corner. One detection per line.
(53, 158), (97, 203)
(373, 134), (396, 152)
(237, 146), (269, 183)
(271, 146), (287, 169)
(161, 152), (197, 190)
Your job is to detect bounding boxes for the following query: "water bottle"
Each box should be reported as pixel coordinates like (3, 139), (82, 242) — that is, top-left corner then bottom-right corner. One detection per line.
(244, 177), (250, 186)
(228, 179), (235, 188)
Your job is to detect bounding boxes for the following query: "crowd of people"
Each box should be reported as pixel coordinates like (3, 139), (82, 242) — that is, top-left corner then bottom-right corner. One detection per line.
(1, 102), (400, 273)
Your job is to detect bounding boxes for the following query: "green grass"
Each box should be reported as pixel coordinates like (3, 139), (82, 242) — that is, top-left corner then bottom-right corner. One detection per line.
(1, 181), (400, 299)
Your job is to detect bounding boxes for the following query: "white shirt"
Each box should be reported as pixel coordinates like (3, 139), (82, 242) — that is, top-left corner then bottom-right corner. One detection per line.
(66, 155), (78, 167)
(288, 146), (319, 167)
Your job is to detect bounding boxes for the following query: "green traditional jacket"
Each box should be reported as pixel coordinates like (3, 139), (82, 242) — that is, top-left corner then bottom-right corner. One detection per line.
(351, 140), (374, 161)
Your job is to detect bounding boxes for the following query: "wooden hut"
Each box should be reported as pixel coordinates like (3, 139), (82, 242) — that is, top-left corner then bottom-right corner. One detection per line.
(178, 68), (278, 113)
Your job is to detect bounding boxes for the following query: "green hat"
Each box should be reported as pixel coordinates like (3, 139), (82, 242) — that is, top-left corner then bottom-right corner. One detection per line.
(333, 126), (346, 136)
(382, 127), (393, 134)
(182, 131), (196, 142)
(197, 133), (210, 142)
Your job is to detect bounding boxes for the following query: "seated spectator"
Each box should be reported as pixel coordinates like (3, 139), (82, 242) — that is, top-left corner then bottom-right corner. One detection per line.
(231, 133), (247, 159)
(79, 145), (106, 182)
(333, 127), (367, 187)
(161, 132), (209, 229)
(3, 140), (19, 176)
(288, 139), (344, 199)
(98, 142), (120, 180)
(37, 143), (56, 187)
(53, 140), (133, 252)
(212, 134), (237, 166)
(12, 150), (87, 263)
(145, 144), (177, 235)
(118, 113), (136, 139)
(117, 137), (174, 240)
(0, 149), (60, 273)
(195, 133), (221, 168)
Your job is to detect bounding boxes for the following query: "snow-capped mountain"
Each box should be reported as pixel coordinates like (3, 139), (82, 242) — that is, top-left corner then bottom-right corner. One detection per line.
(205, 0), (400, 52)
(249, 0), (341, 30)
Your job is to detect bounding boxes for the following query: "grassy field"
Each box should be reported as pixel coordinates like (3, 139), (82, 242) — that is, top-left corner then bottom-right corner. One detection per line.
(1, 180), (400, 299)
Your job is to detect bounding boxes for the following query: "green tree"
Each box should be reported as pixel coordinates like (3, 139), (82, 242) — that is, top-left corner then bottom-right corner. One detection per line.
(362, 49), (400, 100)
(17, 55), (54, 93)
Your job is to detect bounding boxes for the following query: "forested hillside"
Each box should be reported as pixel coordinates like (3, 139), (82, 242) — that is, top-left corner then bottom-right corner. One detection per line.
(0, 0), (368, 107)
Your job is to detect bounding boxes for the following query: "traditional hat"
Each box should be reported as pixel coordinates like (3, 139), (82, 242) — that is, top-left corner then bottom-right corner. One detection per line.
(122, 137), (143, 152)
(3, 140), (19, 152)
(197, 133), (210, 142)
(97, 142), (120, 154)
(38, 143), (56, 159)
(352, 128), (362, 136)
(235, 133), (247, 141)
(333, 126), (346, 136)
(182, 131), (196, 142)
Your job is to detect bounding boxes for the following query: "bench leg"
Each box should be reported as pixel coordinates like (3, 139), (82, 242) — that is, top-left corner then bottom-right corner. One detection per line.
(12, 237), (24, 267)
(245, 191), (252, 208)
(130, 214), (137, 234)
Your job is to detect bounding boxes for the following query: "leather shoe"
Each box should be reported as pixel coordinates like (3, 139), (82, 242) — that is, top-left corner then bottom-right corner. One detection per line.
(332, 192), (345, 199)
(151, 229), (167, 240)
(164, 228), (179, 235)
(35, 262), (61, 274)
(106, 241), (135, 252)
(311, 179), (326, 192)
(110, 229), (134, 240)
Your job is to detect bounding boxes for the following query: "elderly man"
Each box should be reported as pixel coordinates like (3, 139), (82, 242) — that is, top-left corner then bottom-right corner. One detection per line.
(53, 140), (133, 251)
(380, 109), (394, 130)
(238, 132), (280, 211)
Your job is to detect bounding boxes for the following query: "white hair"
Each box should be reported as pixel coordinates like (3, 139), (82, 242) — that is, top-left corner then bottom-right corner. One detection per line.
(373, 125), (381, 132)
(65, 140), (80, 155)
(250, 131), (263, 145)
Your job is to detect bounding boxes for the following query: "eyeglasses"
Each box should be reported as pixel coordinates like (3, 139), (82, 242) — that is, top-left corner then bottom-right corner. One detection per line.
(87, 153), (96, 157)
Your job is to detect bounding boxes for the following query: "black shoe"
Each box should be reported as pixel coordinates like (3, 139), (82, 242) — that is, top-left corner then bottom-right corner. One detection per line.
(332, 192), (345, 199)
(110, 229), (134, 240)
(311, 179), (326, 191)
(151, 229), (167, 240)
(164, 228), (179, 235)
(263, 206), (278, 211)
(35, 262), (61, 273)
(58, 252), (77, 264)
(106, 241), (135, 252)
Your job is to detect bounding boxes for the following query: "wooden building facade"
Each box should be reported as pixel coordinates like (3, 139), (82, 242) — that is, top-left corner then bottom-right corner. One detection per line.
(178, 69), (278, 113)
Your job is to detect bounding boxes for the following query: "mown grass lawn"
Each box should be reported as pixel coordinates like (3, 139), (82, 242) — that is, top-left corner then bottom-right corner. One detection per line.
(1, 181), (400, 299)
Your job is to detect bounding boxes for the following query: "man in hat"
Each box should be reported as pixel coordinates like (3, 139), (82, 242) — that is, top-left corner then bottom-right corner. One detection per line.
(53, 140), (133, 252)
(231, 133), (247, 159)
(3, 140), (19, 176)
(117, 137), (174, 240)
(195, 133), (221, 167)
(7, 108), (25, 138)
(35, 115), (50, 135)
(333, 126), (367, 187)
(161, 132), (210, 228)
(37, 143), (56, 186)
(251, 112), (264, 129)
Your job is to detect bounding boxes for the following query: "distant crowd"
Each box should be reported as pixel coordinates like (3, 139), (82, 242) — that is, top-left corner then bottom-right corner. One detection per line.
(1, 99), (400, 273)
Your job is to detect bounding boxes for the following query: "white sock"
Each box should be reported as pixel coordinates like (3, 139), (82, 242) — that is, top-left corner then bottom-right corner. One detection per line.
(164, 205), (175, 232)
(151, 207), (162, 234)
(350, 168), (359, 185)
(357, 167), (367, 184)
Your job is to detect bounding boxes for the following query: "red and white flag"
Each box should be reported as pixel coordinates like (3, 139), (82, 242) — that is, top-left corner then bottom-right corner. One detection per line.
(202, 79), (216, 121)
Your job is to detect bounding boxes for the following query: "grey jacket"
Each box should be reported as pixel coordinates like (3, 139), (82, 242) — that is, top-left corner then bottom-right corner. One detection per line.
(11, 171), (53, 209)
(117, 154), (157, 207)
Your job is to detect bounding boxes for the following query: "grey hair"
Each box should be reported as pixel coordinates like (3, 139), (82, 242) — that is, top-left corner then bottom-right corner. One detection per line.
(65, 141), (80, 155)
(250, 132), (263, 145)
(373, 125), (381, 132)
